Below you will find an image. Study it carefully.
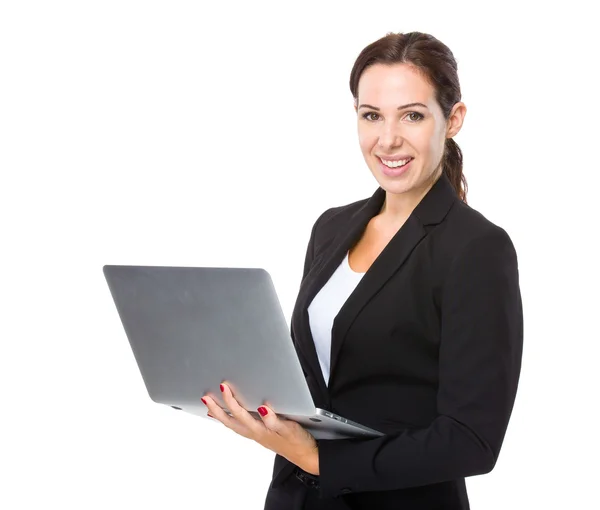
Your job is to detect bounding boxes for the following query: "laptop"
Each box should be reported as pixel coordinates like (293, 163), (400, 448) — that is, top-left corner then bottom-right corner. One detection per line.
(103, 264), (384, 440)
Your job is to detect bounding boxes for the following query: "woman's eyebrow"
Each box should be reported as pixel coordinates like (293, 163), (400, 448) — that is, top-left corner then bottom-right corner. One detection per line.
(357, 102), (428, 111)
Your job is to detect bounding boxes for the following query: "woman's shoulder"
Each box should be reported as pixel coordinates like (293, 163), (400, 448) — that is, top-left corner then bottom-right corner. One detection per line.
(434, 199), (519, 273)
(309, 195), (372, 239)
(317, 196), (371, 224)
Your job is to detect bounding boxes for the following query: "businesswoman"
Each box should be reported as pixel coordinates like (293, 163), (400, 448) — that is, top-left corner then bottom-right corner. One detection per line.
(201, 31), (523, 510)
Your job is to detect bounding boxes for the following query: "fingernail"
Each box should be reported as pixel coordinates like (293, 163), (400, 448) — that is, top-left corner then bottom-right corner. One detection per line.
(220, 384), (224, 392)
(257, 406), (268, 417)
(201, 398), (207, 405)
(207, 413), (213, 418)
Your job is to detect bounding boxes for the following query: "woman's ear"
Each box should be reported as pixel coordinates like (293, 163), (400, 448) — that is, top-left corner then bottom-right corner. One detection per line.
(446, 101), (467, 138)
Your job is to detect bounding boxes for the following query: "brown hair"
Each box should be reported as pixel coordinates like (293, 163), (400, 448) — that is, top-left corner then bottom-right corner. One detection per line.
(349, 31), (468, 203)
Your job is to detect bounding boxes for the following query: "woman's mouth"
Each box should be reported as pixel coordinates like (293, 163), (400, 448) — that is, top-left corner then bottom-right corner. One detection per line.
(378, 156), (413, 177)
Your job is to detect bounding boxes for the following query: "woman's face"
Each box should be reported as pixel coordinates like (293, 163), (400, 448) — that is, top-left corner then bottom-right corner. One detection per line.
(355, 63), (464, 199)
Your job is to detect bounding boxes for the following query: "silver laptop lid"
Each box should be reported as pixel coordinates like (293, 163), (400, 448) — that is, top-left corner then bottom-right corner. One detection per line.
(103, 265), (316, 418)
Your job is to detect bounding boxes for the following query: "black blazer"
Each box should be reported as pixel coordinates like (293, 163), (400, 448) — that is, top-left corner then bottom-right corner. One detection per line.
(265, 173), (523, 510)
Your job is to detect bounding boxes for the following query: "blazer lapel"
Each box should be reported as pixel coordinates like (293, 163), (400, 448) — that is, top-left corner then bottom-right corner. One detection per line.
(293, 173), (458, 404)
(329, 213), (426, 383)
(330, 173), (458, 387)
(291, 186), (385, 405)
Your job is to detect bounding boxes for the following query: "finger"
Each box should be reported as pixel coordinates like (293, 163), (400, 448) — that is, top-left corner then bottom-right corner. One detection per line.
(256, 405), (286, 435)
(220, 382), (265, 434)
(259, 405), (315, 445)
(204, 390), (259, 440)
(202, 395), (233, 426)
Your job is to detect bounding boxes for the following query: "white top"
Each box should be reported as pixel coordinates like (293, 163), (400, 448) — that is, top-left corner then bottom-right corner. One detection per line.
(307, 250), (366, 386)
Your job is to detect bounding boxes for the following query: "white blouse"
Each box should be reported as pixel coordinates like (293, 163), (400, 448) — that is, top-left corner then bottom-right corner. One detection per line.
(307, 250), (366, 386)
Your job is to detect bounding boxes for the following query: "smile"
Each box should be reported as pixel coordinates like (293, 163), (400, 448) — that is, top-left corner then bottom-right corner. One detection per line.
(379, 157), (413, 168)
(377, 156), (413, 177)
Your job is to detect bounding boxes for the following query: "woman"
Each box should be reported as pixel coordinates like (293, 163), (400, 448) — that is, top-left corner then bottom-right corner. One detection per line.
(201, 31), (523, 510)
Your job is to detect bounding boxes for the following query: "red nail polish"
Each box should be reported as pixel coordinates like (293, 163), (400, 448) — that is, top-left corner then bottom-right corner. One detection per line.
(207, 413), (213, 418)
(201, 398), (207, 405)
(257, 406), (268, 417)
(220, 384), (224, 392)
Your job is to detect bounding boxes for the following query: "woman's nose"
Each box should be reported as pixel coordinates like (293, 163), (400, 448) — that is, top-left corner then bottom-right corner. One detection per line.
(377, 123), (404, 149)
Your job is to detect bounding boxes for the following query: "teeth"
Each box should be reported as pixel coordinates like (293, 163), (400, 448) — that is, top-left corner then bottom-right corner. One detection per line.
(381, 157), (411, 168)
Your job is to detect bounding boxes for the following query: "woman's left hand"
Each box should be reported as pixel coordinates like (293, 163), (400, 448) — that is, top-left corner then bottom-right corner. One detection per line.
(202, 382), (319, 476)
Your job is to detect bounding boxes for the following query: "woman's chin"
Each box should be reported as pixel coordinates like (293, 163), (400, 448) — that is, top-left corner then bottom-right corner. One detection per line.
(372, 175), (414, 195)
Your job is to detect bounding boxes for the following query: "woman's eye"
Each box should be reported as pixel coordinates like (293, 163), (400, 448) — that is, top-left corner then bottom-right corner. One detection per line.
(407, 112), (424, 122)
(362, 112), (380, 121)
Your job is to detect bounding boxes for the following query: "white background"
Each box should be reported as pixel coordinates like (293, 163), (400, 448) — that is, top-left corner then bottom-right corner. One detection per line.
(1, 1), (598, 508)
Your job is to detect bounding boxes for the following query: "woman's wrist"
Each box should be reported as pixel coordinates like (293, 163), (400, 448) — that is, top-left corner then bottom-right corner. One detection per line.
(302, 448), (320, 476)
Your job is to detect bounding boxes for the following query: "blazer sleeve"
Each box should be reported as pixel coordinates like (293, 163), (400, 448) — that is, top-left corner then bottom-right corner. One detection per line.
(316, 226), (524, 498)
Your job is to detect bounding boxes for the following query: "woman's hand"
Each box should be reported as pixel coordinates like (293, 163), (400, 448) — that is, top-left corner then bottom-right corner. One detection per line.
(201, 382), (319, 476)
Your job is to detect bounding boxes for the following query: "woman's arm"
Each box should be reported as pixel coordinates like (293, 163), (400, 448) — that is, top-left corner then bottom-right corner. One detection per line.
(316, 226), (524, 498)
